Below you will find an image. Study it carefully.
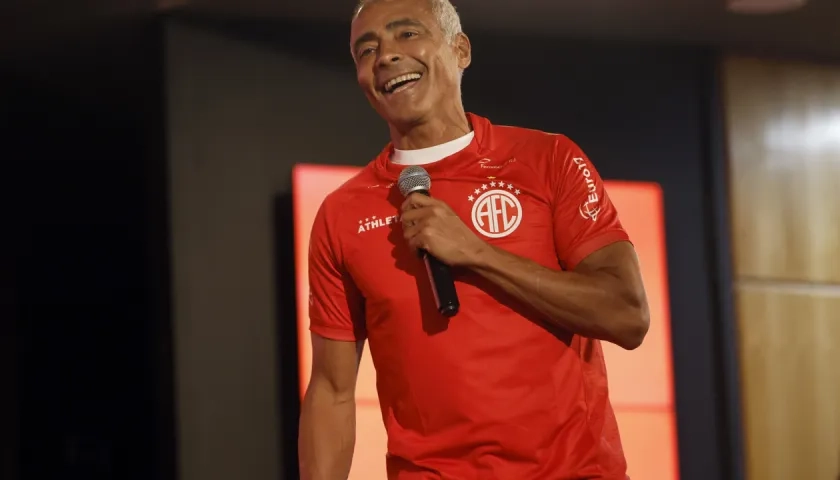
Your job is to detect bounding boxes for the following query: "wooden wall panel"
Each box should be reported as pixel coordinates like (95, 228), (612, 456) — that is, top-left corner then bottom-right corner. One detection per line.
(723, 56), (840, 284)
(723, 54), (840, 480)
(737, 288), (840, 480)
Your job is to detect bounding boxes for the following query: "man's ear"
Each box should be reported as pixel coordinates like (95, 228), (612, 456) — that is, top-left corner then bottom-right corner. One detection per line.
(454, 32), (472, 70)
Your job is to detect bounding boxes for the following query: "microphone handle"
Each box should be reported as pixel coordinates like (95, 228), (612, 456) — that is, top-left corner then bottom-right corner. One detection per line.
(422, 251), (460, 317)
(411, 189), (460, 317)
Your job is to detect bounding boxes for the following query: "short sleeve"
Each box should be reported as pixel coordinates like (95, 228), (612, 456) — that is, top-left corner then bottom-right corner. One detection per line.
(307, 199), (366, 342)
(551, 135), (630, 270)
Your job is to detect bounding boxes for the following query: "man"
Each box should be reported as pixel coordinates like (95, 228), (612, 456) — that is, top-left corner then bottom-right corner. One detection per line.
(298, 0), (650, 478)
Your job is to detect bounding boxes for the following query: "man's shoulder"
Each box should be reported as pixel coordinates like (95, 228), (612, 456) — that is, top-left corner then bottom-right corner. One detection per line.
(488, 123), (576, 173)
(320, 162), (381, 207)
(491, 123), (568, 145)
(315, 162), (392, 243)
(489, 123), (576, 163)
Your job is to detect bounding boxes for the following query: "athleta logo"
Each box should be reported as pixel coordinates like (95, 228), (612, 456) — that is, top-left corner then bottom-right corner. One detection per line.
(467, 180), (523, 238)
(573, 157), (601, 222)
(357, 215), (399, 234)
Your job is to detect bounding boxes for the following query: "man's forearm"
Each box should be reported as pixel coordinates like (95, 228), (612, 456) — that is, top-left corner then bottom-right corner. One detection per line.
(467, 243), (649, 350)
(299, 385), (356, 480)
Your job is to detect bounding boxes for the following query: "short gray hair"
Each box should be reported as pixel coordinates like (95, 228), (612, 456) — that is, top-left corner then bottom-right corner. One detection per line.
(352, 0), (463, 43)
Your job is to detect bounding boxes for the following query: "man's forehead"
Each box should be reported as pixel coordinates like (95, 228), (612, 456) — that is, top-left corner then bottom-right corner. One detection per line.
(351, 0), (433, 35)
(355, 0), (431, 18)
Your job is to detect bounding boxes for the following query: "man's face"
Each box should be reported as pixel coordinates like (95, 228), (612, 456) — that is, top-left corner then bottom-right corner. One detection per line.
(350, 0), (470, 127)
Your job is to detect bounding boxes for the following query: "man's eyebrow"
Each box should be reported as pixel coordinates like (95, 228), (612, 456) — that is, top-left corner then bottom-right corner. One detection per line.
(386, 18), (426, 31)
(352, 18), (428, 53)
(352, 32), (378, 53)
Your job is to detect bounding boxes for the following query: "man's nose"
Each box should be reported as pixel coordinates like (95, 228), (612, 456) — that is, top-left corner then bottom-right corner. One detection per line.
(377, 43), (402, 67)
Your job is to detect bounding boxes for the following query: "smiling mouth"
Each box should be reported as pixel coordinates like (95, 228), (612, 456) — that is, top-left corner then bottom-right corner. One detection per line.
(383, 73), (423, 94)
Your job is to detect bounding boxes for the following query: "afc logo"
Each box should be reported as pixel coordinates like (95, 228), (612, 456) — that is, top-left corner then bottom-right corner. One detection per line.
(467, 180), (523, 238)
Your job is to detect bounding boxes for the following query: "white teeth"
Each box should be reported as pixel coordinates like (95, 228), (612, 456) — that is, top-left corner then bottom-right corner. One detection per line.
(384, 73), (422, 92)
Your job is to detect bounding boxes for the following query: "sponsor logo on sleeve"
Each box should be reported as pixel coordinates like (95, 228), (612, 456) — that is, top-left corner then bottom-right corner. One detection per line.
(573, 157), (601, 222)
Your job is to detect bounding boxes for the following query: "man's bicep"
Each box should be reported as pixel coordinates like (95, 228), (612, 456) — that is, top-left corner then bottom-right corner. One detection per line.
(308, 333), (364, 399)
(576, 241), (647, 307)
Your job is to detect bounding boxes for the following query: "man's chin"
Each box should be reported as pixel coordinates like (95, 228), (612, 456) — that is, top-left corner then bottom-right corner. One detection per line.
(379, 105), (429, 130)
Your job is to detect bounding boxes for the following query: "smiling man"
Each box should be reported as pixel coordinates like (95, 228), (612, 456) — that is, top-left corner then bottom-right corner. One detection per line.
(297, 1), (651, 479)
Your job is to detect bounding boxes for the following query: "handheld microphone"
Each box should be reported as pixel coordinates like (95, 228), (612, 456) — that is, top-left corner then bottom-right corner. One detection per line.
(397, 166), (460, 318)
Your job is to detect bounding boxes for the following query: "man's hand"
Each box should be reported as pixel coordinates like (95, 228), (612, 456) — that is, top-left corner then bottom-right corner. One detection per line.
(400, 193), (487, 266)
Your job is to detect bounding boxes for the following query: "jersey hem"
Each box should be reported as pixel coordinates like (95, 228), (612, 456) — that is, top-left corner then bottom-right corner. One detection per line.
(564, 230), (631, 270)
(309, 322), (360, 342)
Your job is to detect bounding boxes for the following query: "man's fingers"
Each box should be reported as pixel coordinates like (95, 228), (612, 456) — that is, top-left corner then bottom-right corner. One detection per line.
(407, 192), (434, 205)
(407, 231), (430, 252)
(400, 206), (428, 225)
(402, 220), (421, 239)
(400, 192), (436, 212)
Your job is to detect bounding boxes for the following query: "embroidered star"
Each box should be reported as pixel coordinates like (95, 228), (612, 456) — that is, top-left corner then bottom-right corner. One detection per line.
(365, 218), (369, 222)
(474, 189), (480, 195)
(490, 181), (497, 187)
(372, 216), (377, 219)
(481, 184), (488, 190)
(507, 184), (514, 190)
(515, 189), (521, 195)
(468, 195), (475, 202)
(499, 181), (506, 187)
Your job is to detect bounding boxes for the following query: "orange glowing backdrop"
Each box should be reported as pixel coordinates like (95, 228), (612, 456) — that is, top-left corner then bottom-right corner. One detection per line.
(293, 164), (679, 480)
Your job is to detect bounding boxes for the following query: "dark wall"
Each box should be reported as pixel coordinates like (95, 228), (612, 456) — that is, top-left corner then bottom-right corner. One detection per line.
(1, 21), (175, 480)
(0, 134), (21, 479)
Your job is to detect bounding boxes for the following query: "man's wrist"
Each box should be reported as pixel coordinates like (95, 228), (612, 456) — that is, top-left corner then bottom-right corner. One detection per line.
(464, 240), (500, 271)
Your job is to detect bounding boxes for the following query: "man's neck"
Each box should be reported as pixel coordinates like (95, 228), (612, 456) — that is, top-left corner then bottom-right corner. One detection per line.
(389, 108), (471, 150)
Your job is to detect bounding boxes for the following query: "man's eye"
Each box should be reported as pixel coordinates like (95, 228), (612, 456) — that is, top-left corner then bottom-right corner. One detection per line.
(401, 31), (418, 39)
(359, 47), (376, 57)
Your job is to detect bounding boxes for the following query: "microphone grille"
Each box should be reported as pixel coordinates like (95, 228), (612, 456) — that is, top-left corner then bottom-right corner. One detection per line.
(397, 166), (431, 197)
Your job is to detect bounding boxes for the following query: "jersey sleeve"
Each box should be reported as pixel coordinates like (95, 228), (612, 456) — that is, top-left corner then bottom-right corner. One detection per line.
(307, 198), (366, 342)
(550, 135), (630, 270)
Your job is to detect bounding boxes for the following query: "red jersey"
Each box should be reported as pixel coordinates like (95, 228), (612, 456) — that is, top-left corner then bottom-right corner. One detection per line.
(308, 113), (631, 479)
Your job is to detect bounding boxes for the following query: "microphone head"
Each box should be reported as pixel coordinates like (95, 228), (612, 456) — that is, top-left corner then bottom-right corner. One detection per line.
(397, 165), (431, 197)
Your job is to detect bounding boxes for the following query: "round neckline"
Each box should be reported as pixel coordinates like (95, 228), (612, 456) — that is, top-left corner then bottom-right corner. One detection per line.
(373, 113), (492, 181)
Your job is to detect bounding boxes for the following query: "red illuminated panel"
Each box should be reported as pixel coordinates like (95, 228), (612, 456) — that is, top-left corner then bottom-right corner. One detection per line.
(293, 165), (678, 480)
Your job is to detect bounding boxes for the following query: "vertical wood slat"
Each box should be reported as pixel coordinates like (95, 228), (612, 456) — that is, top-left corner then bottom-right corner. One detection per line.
(736, 288), (840, 480)
(722, 56), (840, 284)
